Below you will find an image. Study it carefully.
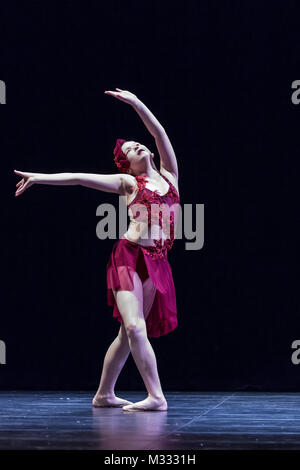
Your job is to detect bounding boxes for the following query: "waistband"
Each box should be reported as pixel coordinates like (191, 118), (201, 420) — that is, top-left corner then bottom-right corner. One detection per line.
(121, 235), (168, 260)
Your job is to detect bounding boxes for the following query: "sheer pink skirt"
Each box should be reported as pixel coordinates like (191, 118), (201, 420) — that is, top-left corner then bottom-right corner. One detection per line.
(106, 236), (178, 337)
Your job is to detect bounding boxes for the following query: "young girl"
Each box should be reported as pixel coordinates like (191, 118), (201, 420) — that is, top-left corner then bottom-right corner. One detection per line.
(14, 88), (180, 412)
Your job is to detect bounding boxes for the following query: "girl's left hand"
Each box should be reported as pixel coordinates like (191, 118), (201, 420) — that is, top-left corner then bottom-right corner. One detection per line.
(104, 88), (138, 106)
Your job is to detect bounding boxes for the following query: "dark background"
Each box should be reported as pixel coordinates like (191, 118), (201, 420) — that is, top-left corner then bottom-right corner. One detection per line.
(1, 0), (299, 391)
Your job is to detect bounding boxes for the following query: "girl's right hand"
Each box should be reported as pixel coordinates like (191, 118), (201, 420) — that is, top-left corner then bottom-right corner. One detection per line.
(14, 169), (36, 197)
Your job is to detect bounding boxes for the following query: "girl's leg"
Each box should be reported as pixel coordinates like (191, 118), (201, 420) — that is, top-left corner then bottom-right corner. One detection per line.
(92, 323), (133, 407)
(115, 273), (167, 411)
(93, 275), (158, 408)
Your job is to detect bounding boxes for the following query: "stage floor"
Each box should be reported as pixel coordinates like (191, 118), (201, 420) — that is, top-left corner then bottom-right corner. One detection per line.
(0, 391), (300, 450)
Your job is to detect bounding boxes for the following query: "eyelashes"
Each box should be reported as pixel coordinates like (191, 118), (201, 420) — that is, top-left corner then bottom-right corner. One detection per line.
(126, 142), (138, 155)
(126, 143), (144, 155)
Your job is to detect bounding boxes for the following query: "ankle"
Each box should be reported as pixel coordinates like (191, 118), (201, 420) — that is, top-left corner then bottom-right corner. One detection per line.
(95, 391), (115, 399)
(148, 393), (166, 401)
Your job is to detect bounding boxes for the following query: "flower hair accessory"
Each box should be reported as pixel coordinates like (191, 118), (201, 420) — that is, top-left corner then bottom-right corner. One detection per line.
(113, 138), (131, 173)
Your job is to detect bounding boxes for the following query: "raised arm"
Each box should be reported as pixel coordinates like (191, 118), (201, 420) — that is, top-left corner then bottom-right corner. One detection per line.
(14, 169), (136, 197)
(104, 88), (179, 179)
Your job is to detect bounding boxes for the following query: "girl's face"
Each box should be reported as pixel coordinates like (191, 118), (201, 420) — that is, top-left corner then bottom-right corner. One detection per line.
(121, 141), (153, 175)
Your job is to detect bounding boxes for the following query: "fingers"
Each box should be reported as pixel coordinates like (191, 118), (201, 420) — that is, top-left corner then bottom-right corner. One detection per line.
(16, 179), (24, 187)
(104, 91), (125, 101)
(104, 88), (123, 93)
(15, 180), (31, 197)
(15, 181), (24, 196)
(15, 187), (23, 196)
(104, 90), (129, 103)
(15, 185), (26, 196)
(104, 91), (117, 97)
(104, 89), (124, 96)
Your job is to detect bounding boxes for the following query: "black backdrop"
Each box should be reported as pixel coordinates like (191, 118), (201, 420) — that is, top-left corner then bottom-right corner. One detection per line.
(1, 1), (299, 391)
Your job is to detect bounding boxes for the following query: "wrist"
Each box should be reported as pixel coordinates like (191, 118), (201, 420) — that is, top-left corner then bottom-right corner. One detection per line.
(131, 97), (143, 110)
(31, 175), (39, 184)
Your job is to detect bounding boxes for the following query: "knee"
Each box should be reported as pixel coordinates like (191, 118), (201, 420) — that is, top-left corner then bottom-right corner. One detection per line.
(118, 324), (129, 345)
(125, 320), (147, 341)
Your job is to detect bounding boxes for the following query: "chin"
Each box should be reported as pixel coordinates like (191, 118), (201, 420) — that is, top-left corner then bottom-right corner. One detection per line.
(142, 151), (151, 159)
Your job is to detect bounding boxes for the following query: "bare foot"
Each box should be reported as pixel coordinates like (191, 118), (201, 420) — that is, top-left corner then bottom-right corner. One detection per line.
(92, 394), (134, 408)
(122, 395), (168, 412)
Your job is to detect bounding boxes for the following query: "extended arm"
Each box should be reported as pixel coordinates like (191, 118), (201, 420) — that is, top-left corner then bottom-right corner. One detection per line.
(34, 172), (79, 185)
(14, 169), (136, 197)
(76, 172), (135, 194)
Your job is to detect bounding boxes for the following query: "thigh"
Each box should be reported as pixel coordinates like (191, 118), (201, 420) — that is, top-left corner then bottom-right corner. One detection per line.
(135, 249), (156, 319)
(112, 267), (145, 332)
(113, 272), (156, 323)
(115, 276), (156, 342)
(142, 277), (157, 320)
(136, 248), (149, 283)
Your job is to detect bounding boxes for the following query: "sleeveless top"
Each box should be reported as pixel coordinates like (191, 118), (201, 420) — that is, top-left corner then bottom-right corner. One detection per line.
(126, 172), (180, 259)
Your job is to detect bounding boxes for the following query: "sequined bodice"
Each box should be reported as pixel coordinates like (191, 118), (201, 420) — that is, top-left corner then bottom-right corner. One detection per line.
(126, 172), (180, 259)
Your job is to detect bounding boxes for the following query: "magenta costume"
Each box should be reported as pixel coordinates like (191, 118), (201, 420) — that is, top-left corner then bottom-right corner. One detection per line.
(106, 171), (180, 338)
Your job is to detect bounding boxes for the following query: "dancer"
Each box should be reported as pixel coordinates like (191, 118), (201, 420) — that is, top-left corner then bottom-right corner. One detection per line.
(14, 88), (180, 412)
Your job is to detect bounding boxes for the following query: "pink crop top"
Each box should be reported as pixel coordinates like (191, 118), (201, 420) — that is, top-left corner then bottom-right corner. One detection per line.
(127, 172), (180, 259)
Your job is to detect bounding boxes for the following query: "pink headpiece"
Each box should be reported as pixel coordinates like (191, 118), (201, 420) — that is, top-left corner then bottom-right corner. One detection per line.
(113, 139), (131, 173)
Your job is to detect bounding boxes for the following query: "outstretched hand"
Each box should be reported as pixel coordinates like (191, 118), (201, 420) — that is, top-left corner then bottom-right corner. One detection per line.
(104, 88), (138, 106)
(14, 169), (36, 197)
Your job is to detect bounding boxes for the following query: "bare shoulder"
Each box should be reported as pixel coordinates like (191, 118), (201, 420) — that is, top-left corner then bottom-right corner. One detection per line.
(160, 167), (179, 195)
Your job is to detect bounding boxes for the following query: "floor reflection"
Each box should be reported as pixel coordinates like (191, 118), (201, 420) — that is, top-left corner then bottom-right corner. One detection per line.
(92, 406), (168, 450)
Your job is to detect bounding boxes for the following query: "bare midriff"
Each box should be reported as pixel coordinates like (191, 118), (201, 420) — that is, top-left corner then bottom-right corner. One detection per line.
(123, 220), (169, 247)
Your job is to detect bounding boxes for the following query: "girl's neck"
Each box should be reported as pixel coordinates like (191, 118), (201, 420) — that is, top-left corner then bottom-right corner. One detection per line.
(135, 160), (160, 180)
